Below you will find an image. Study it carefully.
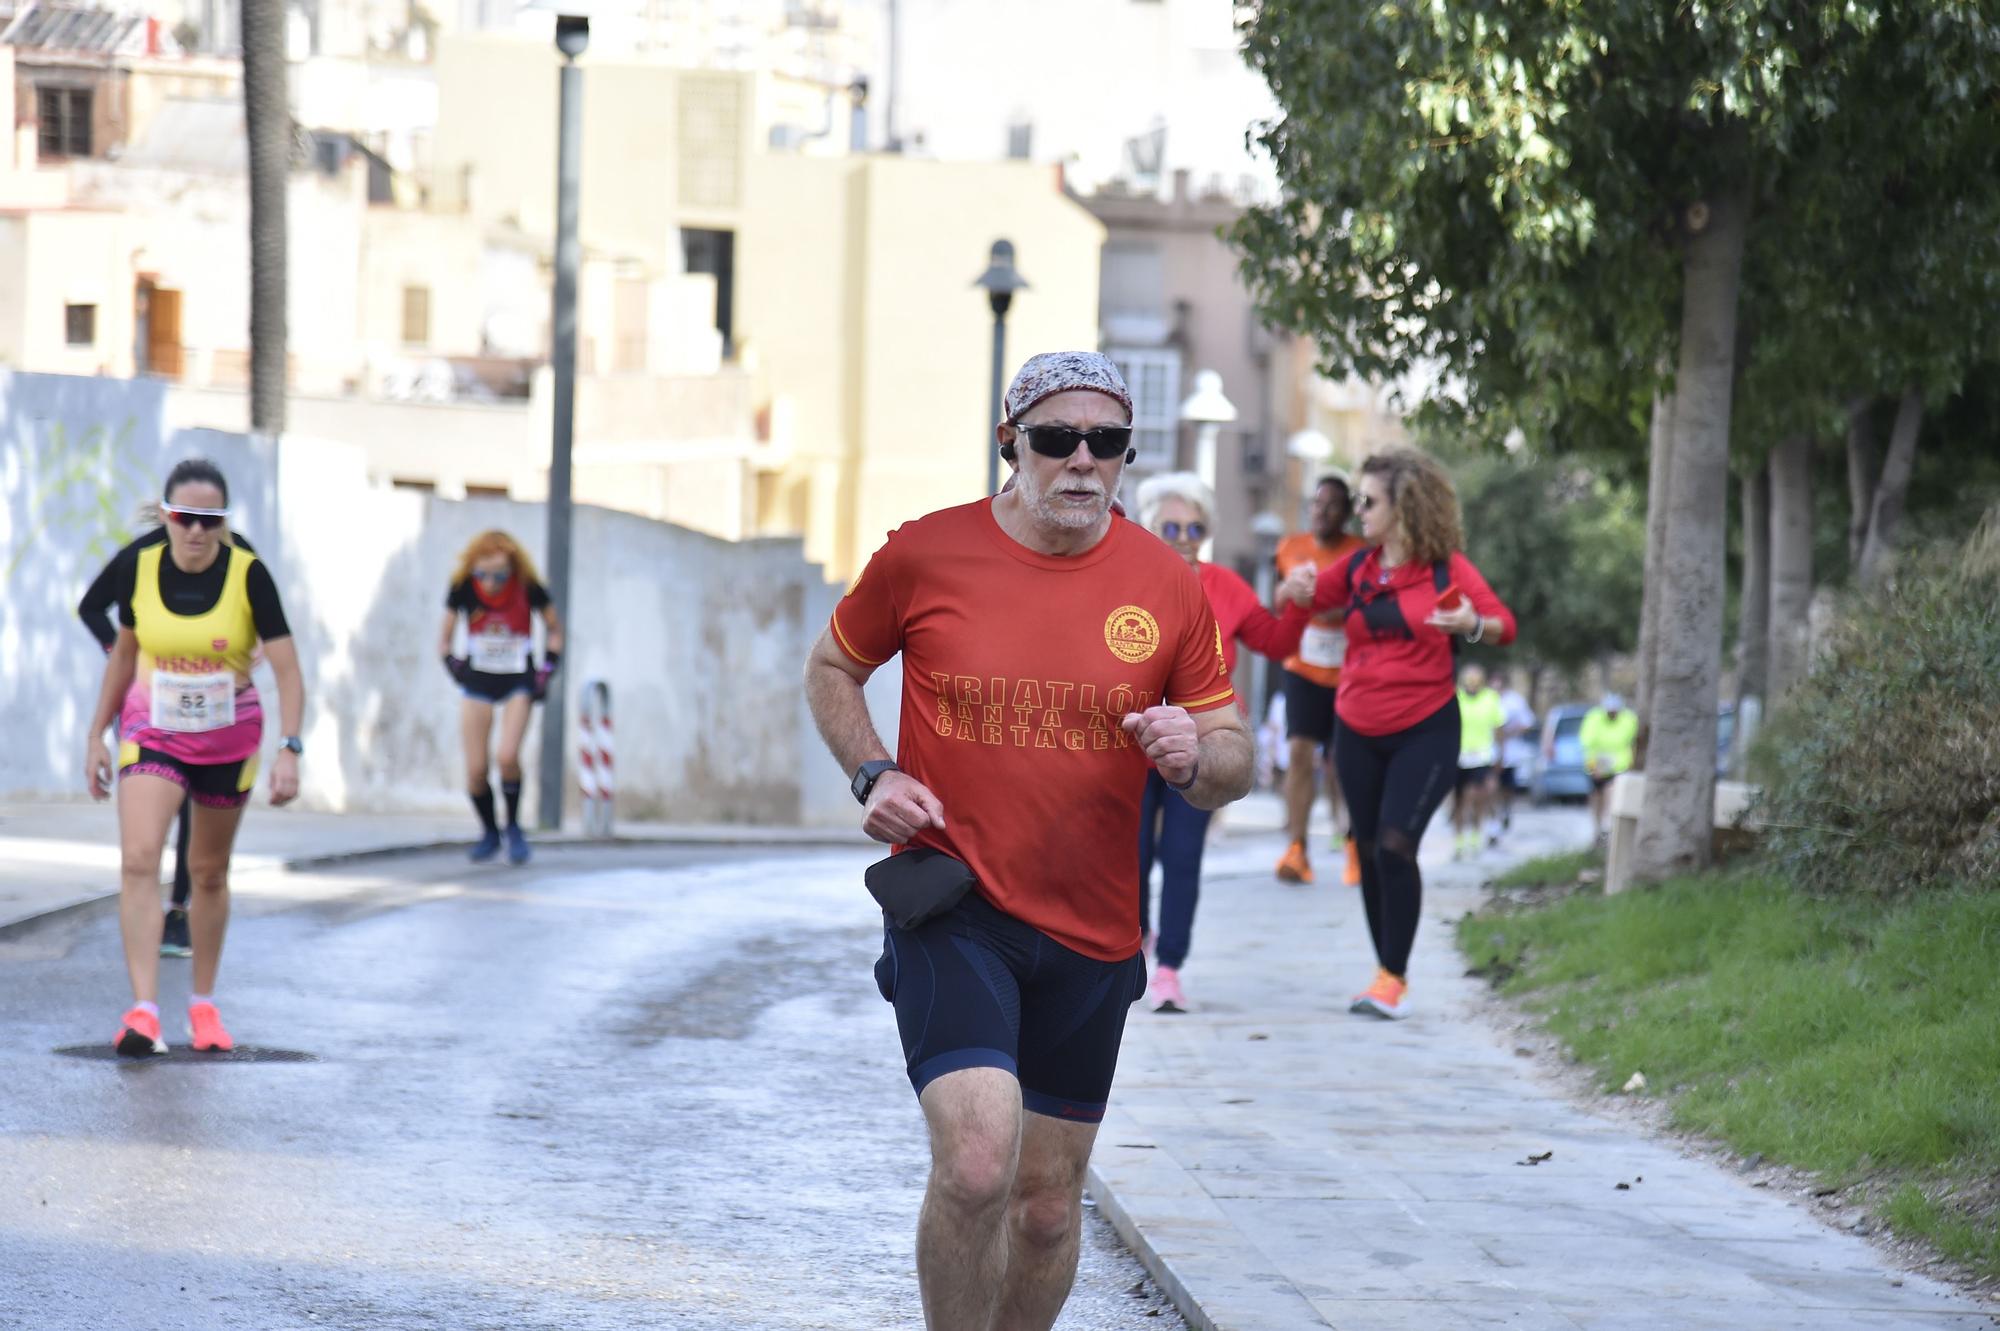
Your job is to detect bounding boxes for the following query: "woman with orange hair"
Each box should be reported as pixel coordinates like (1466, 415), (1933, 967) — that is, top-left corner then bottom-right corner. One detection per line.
(438, 531), (563, 864)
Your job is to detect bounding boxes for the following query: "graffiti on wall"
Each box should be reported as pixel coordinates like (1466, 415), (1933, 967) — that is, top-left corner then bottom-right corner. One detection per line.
(5, 417), (148, 578)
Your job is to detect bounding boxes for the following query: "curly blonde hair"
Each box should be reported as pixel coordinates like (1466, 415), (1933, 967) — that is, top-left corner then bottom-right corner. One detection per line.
(1360, 447), (1463, 566)
(450, 530), (543, 590)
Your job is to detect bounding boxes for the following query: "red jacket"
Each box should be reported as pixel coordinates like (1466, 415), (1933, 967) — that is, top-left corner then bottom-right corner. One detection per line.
(1310, 547), (1515, 736)
(1200, 561), (1309, 675)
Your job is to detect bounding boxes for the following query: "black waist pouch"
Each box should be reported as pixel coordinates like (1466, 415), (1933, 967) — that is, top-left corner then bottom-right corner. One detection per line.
(865, 847), (976, 930)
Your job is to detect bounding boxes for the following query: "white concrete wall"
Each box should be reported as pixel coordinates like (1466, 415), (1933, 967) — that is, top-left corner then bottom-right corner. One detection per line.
(1, 370), (880, 826)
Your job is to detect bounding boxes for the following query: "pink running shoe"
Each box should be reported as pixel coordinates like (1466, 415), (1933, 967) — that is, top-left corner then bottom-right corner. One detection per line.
(188, 1001), (234, 1053)
(115, 1006), (167, 1058)
(1147, 965), (1188, 1013)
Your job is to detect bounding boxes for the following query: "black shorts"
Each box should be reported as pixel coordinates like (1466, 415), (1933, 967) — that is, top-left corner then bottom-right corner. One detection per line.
(1591, 772), (1617, 792)
(461, 670), (533, 704)
(119, 743), (259, 809)
(873, 892), (1146, 1123)
(1455, 764), (1494, 794)
(1501, 766), (1528, 793)
(1283, 669), (1337, 745)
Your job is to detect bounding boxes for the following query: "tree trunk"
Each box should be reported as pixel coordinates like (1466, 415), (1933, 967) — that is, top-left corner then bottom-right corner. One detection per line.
(1634, 382), (1676, 743)
(1766, 434), (1814, 700)
(1736, 459), (1770, 708)
(1857, 389), (1922, 587)
(1845, 396), (1877, 572)
(1633, 180), (1748, 883)
(243, 0), (288, 435)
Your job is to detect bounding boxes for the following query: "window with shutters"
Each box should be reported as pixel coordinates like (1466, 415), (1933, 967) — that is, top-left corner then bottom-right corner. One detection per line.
(37, 86), (92, 159)
(1108, 346), (1182, 469)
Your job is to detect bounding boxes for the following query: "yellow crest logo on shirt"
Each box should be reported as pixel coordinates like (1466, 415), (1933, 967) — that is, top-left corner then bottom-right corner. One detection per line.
(1214, 622), (1228, 673)
(1104, 605), (1160, 664)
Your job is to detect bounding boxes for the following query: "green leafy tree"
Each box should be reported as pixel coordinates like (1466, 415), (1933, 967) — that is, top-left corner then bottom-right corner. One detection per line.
(1234, 0), (2000, 880)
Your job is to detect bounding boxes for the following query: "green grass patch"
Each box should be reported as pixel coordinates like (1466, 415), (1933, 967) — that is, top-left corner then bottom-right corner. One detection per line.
(1459, 870), (2000, 1279)
(1489, 847), (1599, 890)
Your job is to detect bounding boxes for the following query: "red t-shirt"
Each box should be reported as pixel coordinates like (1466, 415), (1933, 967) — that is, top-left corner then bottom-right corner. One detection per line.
(1310, 547), (1516, 736)
(832, 501), (1237, 961)
(1199, 561), (1308, 676)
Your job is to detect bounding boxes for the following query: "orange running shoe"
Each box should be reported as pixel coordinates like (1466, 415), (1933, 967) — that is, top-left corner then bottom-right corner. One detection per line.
(188, 1001), (234, 1053)
(115, 1006), (167, 1058)
(1275, 840), (1314, 884)
(1349, 969), (1409, 1020)
(1343, 837), (1362, 887)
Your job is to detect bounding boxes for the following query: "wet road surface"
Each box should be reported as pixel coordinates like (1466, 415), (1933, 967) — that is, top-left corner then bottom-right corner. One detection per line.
(0, 843), (1186, 1330)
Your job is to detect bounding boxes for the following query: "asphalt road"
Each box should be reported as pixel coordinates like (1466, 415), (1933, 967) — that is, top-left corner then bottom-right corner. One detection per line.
(0, 842), (1186, 1330)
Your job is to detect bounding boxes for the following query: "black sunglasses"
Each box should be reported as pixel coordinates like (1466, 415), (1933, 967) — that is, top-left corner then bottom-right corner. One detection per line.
(1355, 494), (1382, 514)
(1158, 520), (1207, 542)
(1014, 424), (1134, 461)
(473, 569), (512, 585)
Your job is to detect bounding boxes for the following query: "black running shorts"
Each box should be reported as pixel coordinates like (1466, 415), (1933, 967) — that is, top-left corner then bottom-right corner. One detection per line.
(873, 892), (1146, 1123)
(1284, 669), (1337, 745)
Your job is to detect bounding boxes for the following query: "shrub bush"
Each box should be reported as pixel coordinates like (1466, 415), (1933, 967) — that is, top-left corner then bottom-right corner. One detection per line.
(1751, 515), (2000, 897)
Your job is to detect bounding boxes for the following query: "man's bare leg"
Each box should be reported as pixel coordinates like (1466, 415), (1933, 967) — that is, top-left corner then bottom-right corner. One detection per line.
(1283, 737), (1319, 846)
(992, 1111), (1101, 1331)
(917, 1067), (1022, 1329)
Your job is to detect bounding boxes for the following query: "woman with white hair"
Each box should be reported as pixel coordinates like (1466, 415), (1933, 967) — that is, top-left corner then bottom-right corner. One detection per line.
(1134, 471), (1316, 1012)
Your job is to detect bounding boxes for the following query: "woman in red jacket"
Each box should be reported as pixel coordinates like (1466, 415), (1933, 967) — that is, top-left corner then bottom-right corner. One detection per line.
(1135, 472), (1317, 1013)
(1305, 447), (1514, 1020)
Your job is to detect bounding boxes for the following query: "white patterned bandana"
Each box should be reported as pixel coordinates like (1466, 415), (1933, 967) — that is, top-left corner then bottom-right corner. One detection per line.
(1003, 351), (1133, 424)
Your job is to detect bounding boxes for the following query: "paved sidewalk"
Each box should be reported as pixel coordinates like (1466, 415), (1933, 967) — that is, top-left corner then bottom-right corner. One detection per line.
(1094, 802), (1998, 1329)
(0, 799), (868, 934)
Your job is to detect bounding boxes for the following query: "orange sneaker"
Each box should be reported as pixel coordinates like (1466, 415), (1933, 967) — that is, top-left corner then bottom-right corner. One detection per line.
(1349, 969), (1409, 1020)
(1343, 837), (1362, 886)
(1275, 840), (1314, 884)
(115, 1006), (167, 1058)
(188, 1001), (234, 1053)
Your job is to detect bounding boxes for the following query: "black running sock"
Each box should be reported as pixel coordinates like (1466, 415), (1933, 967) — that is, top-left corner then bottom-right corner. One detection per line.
(471, 787), (499, 834)
(502, 779), (523, 830)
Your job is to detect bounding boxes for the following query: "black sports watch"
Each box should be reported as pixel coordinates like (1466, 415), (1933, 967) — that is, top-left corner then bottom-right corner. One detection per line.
(279, 736), (304, 756)
(851, 759), (899, 805)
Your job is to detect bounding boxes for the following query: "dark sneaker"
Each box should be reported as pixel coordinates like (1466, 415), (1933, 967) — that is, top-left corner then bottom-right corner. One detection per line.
(160, 907), (192, 958)
(505, 825), (531, 865)
(469, 828), (502, 862)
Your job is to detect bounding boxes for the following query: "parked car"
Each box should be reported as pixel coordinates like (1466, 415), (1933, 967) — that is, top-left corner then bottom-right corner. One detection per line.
(1529, 704), (1593, 804)
(1530, 700), (1740, 803)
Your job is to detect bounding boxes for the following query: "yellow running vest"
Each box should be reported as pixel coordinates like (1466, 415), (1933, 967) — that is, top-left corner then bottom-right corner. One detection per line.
(131, 543), (260, 684)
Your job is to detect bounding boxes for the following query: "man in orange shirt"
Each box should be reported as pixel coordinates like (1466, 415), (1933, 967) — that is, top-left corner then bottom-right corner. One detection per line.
(805, 350), (1253, 1331)
(1273, 470), (1366, 885)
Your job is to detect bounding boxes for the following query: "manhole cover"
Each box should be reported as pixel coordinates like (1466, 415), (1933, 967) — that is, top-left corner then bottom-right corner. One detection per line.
(53, 1045), (320, 1063)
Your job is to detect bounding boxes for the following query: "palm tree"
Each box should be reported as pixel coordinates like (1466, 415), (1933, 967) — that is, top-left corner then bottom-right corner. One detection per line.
(241, 0), (287, 435)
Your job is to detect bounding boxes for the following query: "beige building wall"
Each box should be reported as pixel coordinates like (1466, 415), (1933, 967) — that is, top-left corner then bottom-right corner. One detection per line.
(433, 35), (748, 273)
(0, 209), (133, 378)
(738, 155), (1104, 579)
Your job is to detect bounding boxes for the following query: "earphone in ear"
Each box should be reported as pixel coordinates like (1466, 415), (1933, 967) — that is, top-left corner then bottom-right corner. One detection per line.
(999, 442), (1017, 463)
(1125, 448), (1136, 464)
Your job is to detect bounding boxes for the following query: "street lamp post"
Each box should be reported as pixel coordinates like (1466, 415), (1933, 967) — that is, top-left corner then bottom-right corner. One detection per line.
(973, 240), (1028, 495)
(1179, 369), (1238, 493)
(538, 8), (588, 831)
(1249, 509), (1286, 737)
(1178, 369), (1237, 561)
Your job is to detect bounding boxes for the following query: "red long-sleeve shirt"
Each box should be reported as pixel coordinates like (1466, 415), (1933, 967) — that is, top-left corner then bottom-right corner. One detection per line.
(1200, 561), (1309, 676)
(1310, 547), (1515, 736)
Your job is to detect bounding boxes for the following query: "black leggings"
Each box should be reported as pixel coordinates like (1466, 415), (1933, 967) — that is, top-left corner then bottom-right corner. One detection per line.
(1332, 699), (1460, 978)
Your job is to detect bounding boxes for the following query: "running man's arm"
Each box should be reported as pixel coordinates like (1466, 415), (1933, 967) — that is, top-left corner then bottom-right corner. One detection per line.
(1121, 704), (1254, 811)
(804, 625), (890, 775)
(805, 626), (943, 843)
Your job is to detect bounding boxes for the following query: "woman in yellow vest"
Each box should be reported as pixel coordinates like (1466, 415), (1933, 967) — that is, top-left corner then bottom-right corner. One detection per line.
(83, 458), (306, 1058)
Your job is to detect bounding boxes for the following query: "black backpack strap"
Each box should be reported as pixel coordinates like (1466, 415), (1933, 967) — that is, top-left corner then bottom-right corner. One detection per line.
(1342, 546), (1371, 615)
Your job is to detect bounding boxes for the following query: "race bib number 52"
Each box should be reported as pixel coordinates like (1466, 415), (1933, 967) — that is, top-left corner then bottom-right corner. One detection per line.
(151, 671), (236, 733)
